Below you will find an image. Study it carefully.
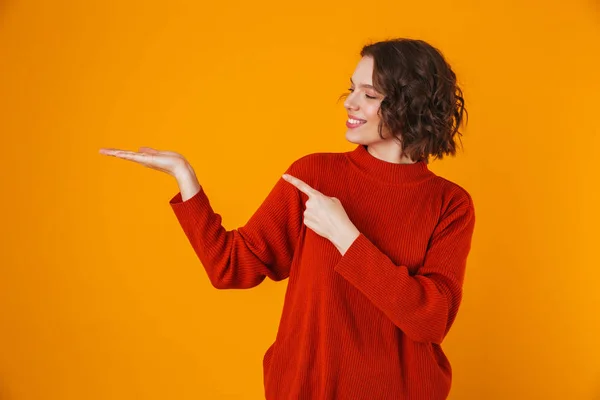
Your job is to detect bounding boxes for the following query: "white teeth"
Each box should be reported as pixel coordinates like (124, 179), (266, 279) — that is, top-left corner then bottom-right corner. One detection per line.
(348, 118), (365, 124)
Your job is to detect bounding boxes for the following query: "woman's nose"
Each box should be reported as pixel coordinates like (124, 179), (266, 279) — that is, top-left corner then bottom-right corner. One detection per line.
(345, 102), (358, 111)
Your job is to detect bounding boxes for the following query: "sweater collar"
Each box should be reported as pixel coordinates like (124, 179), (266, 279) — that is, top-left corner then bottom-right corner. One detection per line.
(345, 144), (434, 185)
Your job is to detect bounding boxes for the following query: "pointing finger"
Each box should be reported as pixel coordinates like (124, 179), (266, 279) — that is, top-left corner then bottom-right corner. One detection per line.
(282, 174), (321, 197)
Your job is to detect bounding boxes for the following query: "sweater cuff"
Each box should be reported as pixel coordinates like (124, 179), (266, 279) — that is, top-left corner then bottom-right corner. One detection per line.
(334, 233), (378, 281)
(169, 187), (212, 227)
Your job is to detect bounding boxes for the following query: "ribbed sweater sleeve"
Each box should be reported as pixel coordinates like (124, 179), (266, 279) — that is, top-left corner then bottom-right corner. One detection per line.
(169, 161), (304, 289)
(333, 195), (476, 344)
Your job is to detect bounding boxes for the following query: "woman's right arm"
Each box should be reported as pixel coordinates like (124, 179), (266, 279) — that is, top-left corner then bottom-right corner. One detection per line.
(169, 160), (305, 289)
(99, 146), (305, 290)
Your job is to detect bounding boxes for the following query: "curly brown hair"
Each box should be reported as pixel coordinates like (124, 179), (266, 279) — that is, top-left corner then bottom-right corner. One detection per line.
(339, 38), (467, 163)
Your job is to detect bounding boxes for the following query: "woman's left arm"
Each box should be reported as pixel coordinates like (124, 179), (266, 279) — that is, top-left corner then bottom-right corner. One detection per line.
(281, 173), (476, 345)
(334, 200), (476, 345)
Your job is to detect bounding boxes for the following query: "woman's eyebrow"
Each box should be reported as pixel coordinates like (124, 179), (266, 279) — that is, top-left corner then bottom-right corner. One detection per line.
(349, 77), (375, 89)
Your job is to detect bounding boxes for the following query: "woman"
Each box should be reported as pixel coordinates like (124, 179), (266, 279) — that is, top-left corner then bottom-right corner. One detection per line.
(100, 38), (476, 400)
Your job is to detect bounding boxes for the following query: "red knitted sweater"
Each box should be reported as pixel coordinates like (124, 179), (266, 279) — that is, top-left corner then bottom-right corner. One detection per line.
(169, 144), (476, 400)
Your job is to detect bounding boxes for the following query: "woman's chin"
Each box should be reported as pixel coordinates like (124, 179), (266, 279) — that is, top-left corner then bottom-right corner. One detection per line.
(345, 130), (361, 143)
(345, 131), (369, 145)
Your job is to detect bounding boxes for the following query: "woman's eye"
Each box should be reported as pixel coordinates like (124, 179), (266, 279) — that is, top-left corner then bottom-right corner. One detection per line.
(348, 87), (377, 100)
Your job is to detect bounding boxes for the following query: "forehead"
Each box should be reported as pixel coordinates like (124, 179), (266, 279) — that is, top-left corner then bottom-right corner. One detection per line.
(351, 56), (374, 82)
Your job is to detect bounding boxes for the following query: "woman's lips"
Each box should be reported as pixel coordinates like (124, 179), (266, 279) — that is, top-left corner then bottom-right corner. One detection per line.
(346, 119), (366, 128)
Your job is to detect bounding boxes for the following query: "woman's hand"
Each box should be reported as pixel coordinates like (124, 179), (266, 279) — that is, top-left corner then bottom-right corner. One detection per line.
(99, 146), (201, 200)
(282, 173), (360, 255)
(99, 146), (190, 178)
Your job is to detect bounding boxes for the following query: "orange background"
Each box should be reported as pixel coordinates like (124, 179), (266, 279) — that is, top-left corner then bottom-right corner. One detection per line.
(1, 1), (599, 399)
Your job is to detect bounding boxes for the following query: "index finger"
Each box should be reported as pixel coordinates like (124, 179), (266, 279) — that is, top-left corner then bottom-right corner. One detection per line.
(282, 174), (320, 197)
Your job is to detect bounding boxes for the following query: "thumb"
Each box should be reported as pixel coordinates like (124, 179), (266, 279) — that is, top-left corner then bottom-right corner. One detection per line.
(138, 146), (159, 154)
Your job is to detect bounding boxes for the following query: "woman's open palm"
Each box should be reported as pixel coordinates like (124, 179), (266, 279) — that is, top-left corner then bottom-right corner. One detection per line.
(99, 147), (189, 177)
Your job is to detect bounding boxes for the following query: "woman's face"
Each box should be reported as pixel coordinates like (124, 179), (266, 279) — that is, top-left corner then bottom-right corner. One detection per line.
(344, 56), (391, 145)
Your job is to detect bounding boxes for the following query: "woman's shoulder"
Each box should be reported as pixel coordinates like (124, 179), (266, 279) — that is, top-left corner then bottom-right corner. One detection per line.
(431, 174), (474, 212)
(291, 148), (344, 164)
(281, 150), (345, 196)
(286, 149), (344, 175)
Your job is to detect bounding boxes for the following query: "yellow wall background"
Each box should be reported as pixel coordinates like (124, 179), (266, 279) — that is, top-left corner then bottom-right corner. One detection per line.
(1, 0), (598, 399)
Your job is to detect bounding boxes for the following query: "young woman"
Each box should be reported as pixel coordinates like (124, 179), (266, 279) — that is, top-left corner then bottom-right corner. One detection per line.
(100, 38), (476, 400)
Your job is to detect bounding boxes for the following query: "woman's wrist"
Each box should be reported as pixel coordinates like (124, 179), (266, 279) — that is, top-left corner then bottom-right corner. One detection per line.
(175, 163), (202, 201)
